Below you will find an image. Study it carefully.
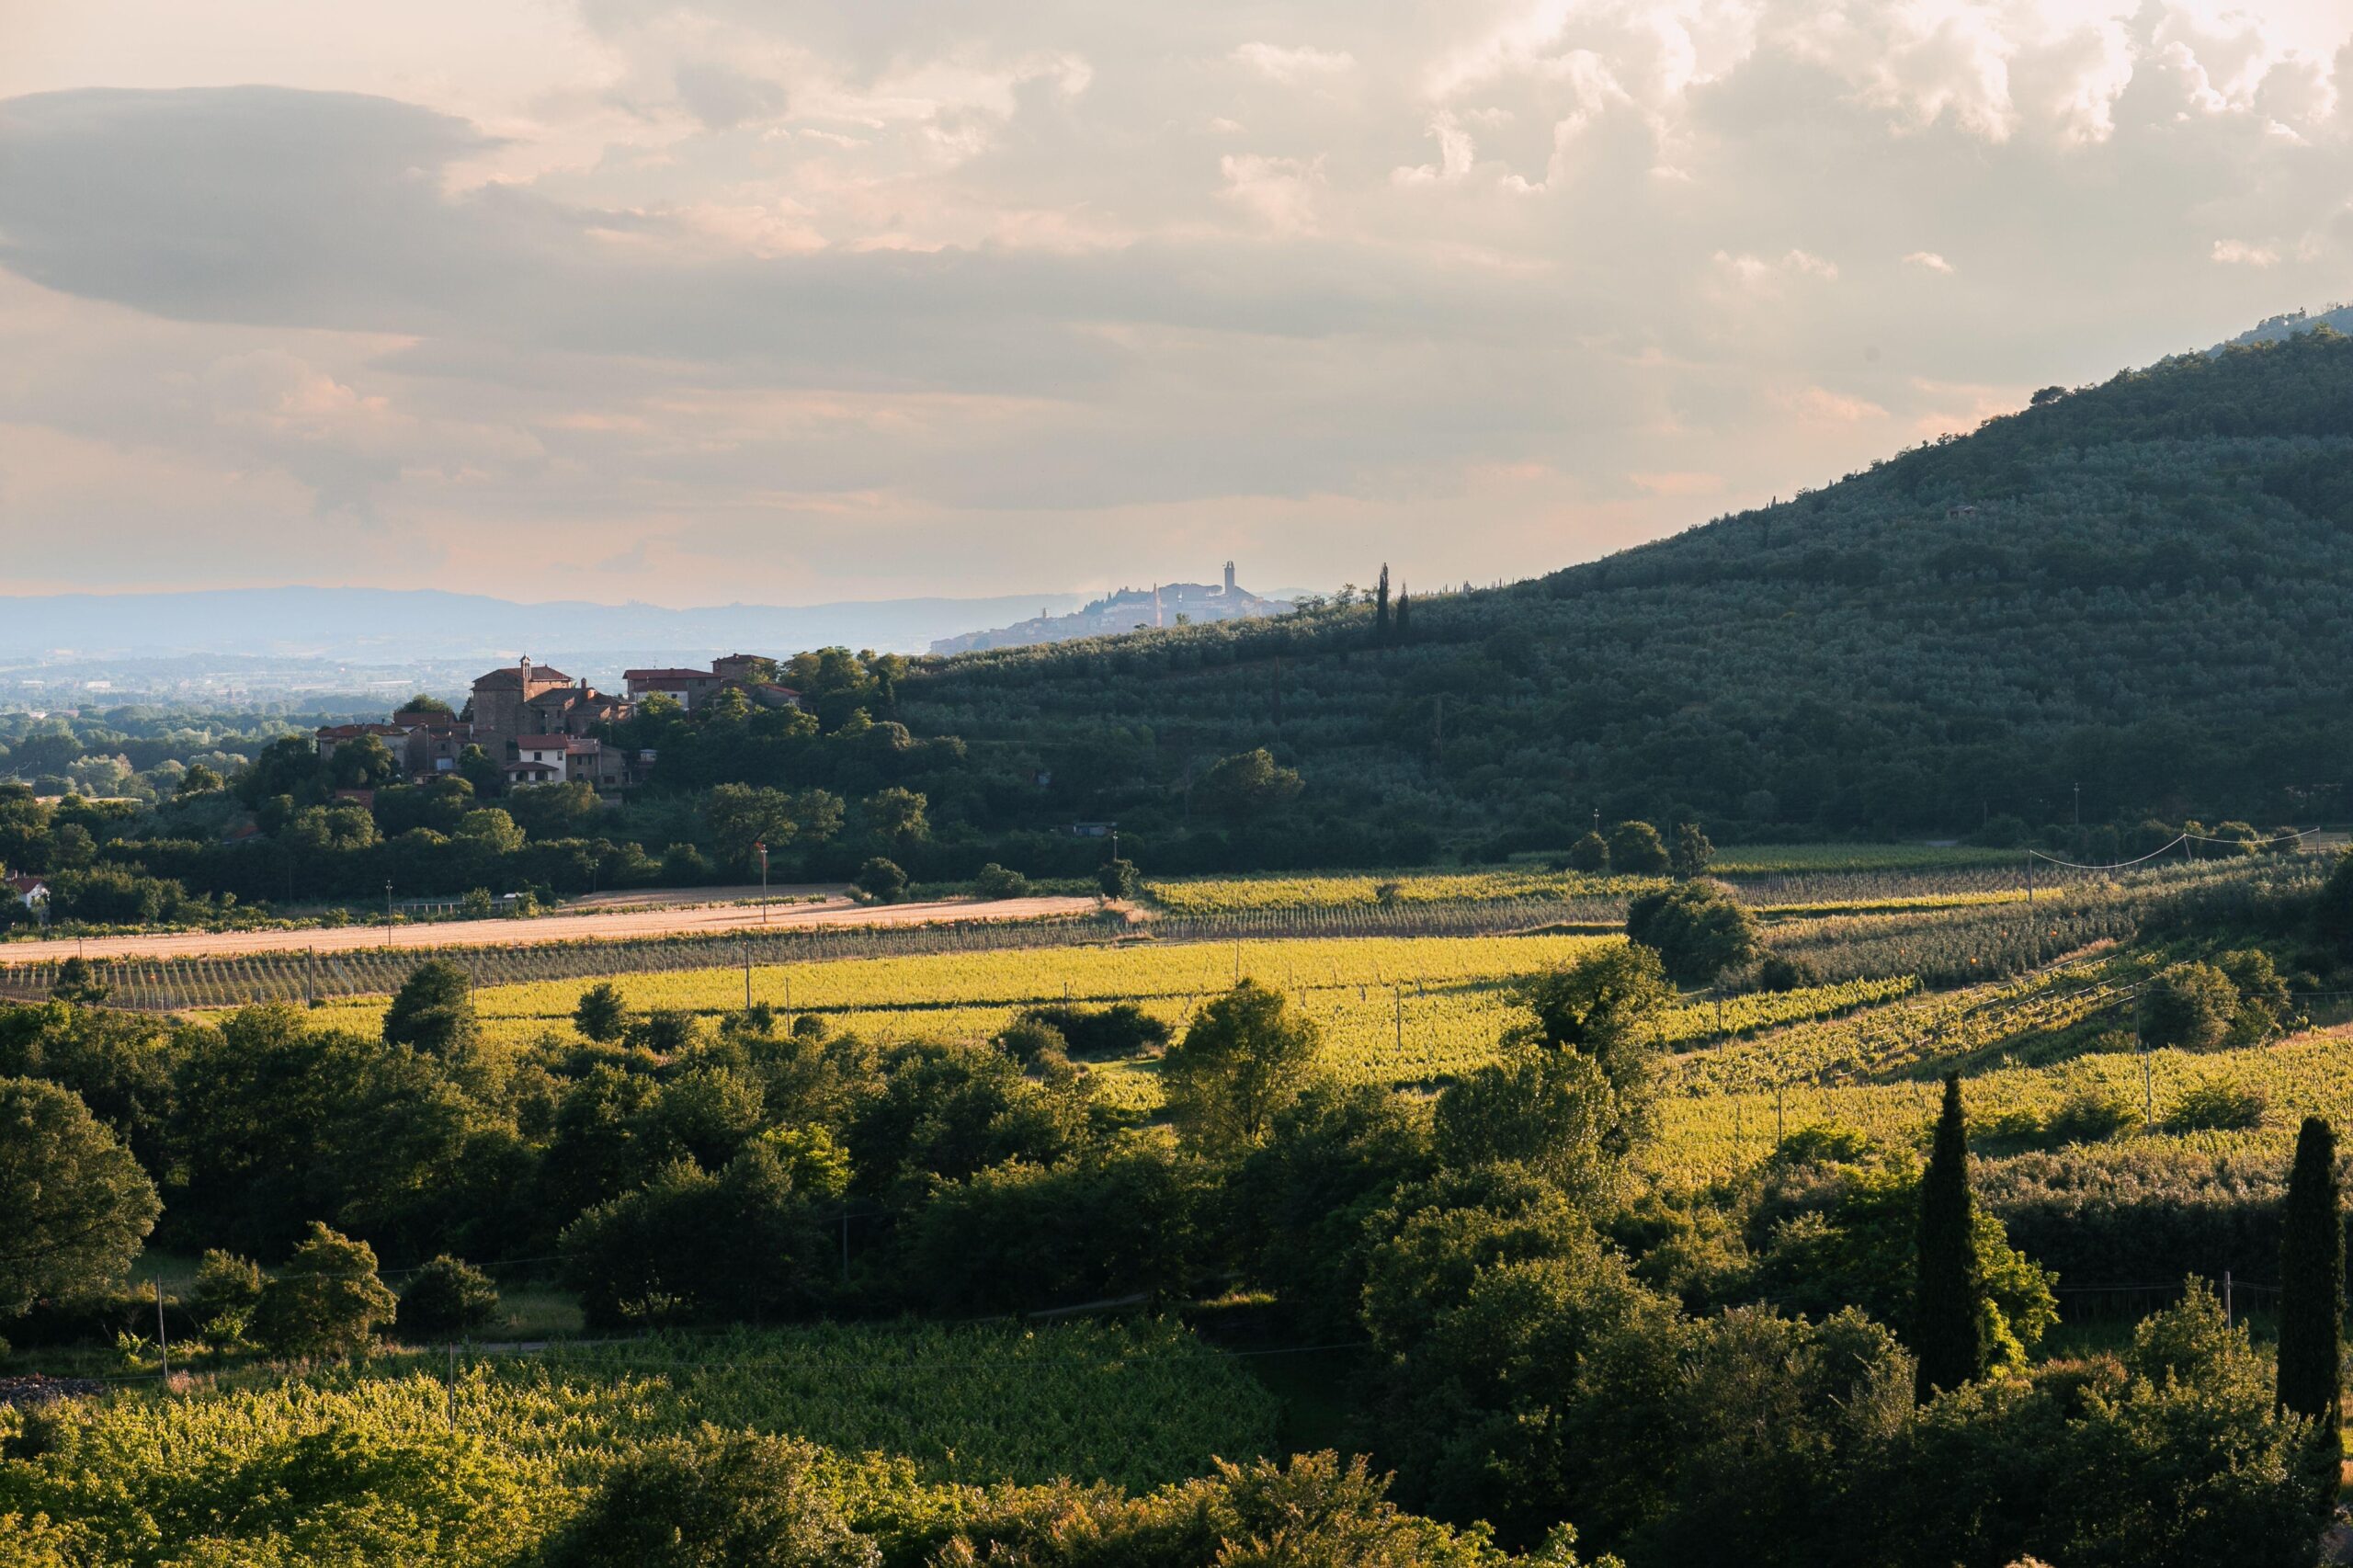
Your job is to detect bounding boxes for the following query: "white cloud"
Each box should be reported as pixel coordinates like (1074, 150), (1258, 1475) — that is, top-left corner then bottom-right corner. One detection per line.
(1232, 42), (1357, 84)
(2211, 238), (2281, 266)
(1714, 248), (1840, 286)
(1904, 250), (1955, 273)
(1218, 153), (1324, 232)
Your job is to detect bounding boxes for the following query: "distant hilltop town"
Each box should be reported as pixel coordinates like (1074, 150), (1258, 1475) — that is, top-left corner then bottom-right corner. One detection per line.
(314, 653), (798, 794)
(929, 562), (1290, 655)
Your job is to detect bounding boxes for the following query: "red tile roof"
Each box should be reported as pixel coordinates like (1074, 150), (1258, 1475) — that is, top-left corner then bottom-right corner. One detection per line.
(624, 667), (720, 683)
(475, 665), (570, 689)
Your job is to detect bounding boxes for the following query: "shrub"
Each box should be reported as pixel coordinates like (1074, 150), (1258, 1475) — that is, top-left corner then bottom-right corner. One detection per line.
(2041, 1089), (2137, 1145)
(191, 1248), (264, 1342)
(1755, 953), (1822, 993)
(574, 983), (629, 1044)
(1015, 1002), (1172, 1058)
(2168, 1081), (2268, 1133)
(1607, 820), (1670, 874)
(1097, 858), (1139, 900)
(534, 1430), (877, 1568)
(1626, 880), (1761, 986)
(854, 858), (907, 903)
(1565, 832), (1609, 872)
(395, 1255), (501, 1341)
(2137, 961), (2238, 1051)
(972, 862), (1030, 899)
(251, 1222), (398, 1358)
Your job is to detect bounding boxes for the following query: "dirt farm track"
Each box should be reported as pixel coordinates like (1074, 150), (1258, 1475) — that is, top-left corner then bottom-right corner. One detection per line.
(0, 893), (1104, 967)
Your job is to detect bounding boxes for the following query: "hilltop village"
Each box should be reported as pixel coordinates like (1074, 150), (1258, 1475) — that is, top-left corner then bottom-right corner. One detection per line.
(313, 653), (800, 794)
(929, 562), (1289, 654)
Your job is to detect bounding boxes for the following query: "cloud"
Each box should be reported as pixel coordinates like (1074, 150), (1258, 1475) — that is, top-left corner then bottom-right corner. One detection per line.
(1713, 248), (1840, 286)
(1232, 42), (1357, 84)
(671, 62), (790, 131)
(2211, 238), (2281, 266)
(1, 1), (2351, 604)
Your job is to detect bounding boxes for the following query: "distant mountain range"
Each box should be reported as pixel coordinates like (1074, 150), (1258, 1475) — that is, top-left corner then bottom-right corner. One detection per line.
(0, 586), (1090, 665)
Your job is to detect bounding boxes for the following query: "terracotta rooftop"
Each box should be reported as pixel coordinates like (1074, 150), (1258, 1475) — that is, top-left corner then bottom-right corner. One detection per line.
(474, 665), (571, 689)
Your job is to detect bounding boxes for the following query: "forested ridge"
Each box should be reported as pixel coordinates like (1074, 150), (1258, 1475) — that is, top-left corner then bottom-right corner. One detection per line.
(904, 330), (2353, 855)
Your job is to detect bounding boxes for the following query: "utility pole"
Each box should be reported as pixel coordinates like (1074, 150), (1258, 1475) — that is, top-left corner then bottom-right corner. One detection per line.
(383, 881), (393, 949)
(756, 841), (769, 926)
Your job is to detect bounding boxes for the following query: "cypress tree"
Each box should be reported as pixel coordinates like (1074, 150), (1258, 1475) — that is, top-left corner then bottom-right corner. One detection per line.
(1374, 563), (1392, 642)
(1914, 1073), (1984, 1400)
(2276, 1115), (2343, 1440)
(1393, 587), (1411, 641)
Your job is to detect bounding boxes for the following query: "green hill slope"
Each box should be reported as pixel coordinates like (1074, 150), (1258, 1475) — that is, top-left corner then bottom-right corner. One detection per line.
(901, 330), (2353, 861)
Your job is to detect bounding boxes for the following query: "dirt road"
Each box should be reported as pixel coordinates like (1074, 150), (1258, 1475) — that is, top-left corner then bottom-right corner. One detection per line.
(0, 894), (1106, 965)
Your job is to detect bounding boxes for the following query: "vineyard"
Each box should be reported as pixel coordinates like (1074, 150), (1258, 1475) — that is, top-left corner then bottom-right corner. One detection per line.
(0, 1319), (1284, 1565)
(1649, 1028), (2353, 1185)
(301, 937), (1917, 1114)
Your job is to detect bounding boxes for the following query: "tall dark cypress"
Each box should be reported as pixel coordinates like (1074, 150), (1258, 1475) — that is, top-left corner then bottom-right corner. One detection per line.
(1393, 588), (1411, 642)
(1374, 563), (1392, 642)
(2277, 1116), (2343, 1440)
(1914, 1073), (1984, 1400)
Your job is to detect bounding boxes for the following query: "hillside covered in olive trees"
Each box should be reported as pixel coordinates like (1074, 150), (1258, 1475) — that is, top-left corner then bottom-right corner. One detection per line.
(901, 330), (2353, 863)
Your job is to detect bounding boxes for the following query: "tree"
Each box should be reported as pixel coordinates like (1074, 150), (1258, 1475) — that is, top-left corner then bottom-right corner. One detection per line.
(1670, 823), (1714, 877)
(0, 1077), (160, 1315)
(395, 1254), (501, 1340)
(1624, 880), (1761, 986)
(398, 693), (456, 718)
(1162, 980), (1323, 1160)
(1607, 820), (1670, 874)
(1392, 586), (1412, 641)
(574, 982), (629, 1044)
(1097, 857), (1139, 900)
(1196, 749), (1304, 822)
(1565, 832), (1608, 872)
(2137, 960), (2239, 1051)
(381, 959), (480, 1062)
(454, 807), (525, 854)
(862, 787), (929, 846)
(705, 784), (803, 868)
(2275, 1116), (2342, 1448)
(854, 857), (907, 903)
(191, 1248), (264, 1341)
(1915, 1074), (1985, 1399)
(252, 1221), (398, 1358)
(1375, 562), (1392, 642)
(176, 761), (225, 798)
(50, 957), (108, 1005)
(1506, 944), (1673, 1153)
(327, 733), (398, 790)
(1431, 1046), (1620, 1207)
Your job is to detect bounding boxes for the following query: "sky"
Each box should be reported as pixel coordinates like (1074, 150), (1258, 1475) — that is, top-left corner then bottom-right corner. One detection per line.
(1, 0), (2349, 608)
